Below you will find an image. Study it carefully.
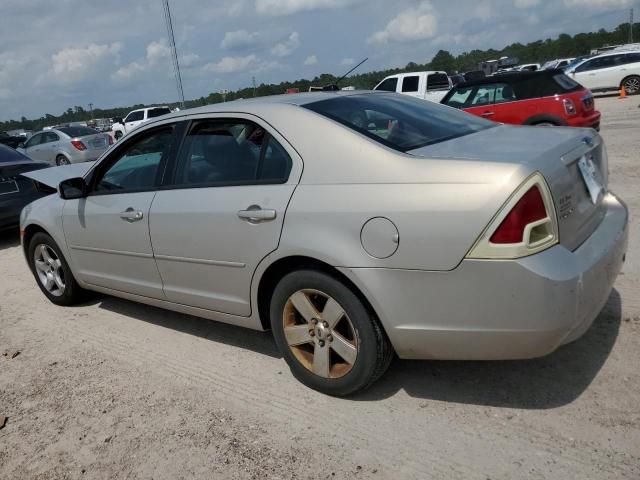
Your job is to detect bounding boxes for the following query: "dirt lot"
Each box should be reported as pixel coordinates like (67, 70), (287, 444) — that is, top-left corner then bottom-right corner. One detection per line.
(1, 96), (639, 480)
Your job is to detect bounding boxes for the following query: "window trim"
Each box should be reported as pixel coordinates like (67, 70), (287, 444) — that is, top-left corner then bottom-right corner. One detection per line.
(161, 117), (293, 191)
(86, 122), (181, 197)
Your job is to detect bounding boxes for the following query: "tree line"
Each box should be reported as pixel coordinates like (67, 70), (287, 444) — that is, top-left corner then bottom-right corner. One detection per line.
(2, 21), (637, 133)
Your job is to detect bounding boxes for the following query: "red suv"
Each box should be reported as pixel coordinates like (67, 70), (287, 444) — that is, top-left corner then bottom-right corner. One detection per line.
(441, 69), (600, 130)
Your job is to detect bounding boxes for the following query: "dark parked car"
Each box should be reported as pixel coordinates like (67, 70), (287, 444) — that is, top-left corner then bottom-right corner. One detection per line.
(0, 144), (50, 231)
(441, 69), (601, 129)
(0, 131), (25, 149)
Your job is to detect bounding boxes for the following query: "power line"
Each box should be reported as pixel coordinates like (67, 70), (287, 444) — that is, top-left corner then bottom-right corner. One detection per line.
(162, 0), (185, 108)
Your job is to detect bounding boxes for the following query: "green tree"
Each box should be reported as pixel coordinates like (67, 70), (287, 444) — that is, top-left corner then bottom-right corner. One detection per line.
(429, 50), (456, 73)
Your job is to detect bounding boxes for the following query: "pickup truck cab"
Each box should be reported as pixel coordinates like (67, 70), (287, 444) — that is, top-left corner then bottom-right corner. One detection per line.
(111, 106), (172, 140)
(373, 71), (452, 102)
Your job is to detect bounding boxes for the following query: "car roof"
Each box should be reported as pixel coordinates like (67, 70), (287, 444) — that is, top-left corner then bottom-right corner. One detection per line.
(452, 68), (565, 88)
(154, 90), (382, 120)
(590, 49), (640, 58)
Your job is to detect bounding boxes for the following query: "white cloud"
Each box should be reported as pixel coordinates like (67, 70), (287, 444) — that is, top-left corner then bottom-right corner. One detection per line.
(203, 54), (257, 73)
(256, 0), (352, 15)
(51, 43), (122, 81)
(270, 32), (301, 57)
(181, 53), (200, 67)
(303, 54), (318, 65)
(340, 58), (354, 65)
(367, 1), (437, 44)
(146, 40), (170, 65)
(221, 29), (260, 49)
(111, 61), (145, 81)
(514, 0), (540, 7)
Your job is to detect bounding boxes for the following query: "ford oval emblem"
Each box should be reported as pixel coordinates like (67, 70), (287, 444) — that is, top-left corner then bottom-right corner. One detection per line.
(583, 136), (594, 147)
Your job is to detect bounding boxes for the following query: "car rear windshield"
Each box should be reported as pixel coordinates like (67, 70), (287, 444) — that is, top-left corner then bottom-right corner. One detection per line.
(58, 126), (98, 137)
(304, 93), (494, 152)
(147, 107), (171, 118)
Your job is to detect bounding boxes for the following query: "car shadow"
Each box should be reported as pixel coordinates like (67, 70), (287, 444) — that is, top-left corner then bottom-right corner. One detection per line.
(356, 289), (622, 408)
(0, 229), (20, 250)
(93, 295), (281, 359)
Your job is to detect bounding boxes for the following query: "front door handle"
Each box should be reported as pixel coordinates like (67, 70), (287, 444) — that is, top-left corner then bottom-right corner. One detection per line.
(237, 205), (277, 223)
(120, 207), (144, 223)
(481, 111), (495, 117)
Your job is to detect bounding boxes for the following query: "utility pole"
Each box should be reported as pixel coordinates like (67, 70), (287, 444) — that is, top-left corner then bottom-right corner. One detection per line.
(88, 103), (93, 119)
(162, 0), (185, 108)
(221, 89), (229, 103)
(252, 76), (257, 97)
(630, 8), (634, 44)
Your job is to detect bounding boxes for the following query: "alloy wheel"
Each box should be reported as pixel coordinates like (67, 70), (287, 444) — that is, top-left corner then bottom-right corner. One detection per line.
(56, 156), (70, 166)
(282, 289), (358, 379)
(33, 244), (66, 297)
(624, 77), (640, 95)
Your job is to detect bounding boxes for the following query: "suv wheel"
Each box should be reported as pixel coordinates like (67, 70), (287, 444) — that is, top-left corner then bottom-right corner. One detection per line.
(28, 232), (86, 306)
(270, 269), (393, 396)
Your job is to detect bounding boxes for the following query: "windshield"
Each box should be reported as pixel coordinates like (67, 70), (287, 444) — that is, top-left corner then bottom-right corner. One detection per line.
(304, 93), (494, 152)
(58, 126), (99, 137)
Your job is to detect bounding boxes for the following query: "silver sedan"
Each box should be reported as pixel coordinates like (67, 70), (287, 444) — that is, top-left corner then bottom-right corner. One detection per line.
(19, 91), (628, 396)
(18, 126), (112, 166)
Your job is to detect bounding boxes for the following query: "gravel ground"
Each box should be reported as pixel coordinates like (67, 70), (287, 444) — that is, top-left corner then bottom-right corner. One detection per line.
(1, 96), (639, 480)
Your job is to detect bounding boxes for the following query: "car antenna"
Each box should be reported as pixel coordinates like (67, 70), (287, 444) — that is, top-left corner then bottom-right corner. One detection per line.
(321, 57), (369, 91)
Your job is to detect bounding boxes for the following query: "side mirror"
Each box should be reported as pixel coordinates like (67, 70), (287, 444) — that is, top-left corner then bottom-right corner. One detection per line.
(59, 177), (87, 200)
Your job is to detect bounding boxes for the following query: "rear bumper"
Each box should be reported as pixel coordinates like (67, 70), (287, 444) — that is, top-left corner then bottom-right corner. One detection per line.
(341, 193), (628, 360)
(567, 111), (601, 130)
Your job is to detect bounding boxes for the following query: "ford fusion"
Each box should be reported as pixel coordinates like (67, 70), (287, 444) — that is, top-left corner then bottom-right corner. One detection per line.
(20, 92), (628, 396)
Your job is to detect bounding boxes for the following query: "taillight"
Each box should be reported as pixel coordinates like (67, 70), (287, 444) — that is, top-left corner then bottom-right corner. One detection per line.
(108, 135), (114, 146)
(466, 172), (558, 259)
(563, 98), (576, 115)
(71, 140), (87, 151)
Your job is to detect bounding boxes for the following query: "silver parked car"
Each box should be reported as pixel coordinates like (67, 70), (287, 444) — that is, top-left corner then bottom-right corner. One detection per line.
(20, 92), (628, 396)
(18, 126), (112, 166)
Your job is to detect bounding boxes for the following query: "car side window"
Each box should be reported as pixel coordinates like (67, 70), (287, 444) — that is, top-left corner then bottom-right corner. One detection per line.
(401, 76), (420, 93)
(24, 133), (43, 148)
(375, 78), (398, 92)
(174, 120), (292, 187)
(93, 126), (174, 193)
(44, 132), (59, 143)
(470, 85), (503, 105)
(125, 111), (144, 122)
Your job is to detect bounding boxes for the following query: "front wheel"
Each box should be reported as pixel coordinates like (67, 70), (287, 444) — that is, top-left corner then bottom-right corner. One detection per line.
(270, 270), (393, 396)
(622, 75), (640, 95)
(28, 232), (86, 306)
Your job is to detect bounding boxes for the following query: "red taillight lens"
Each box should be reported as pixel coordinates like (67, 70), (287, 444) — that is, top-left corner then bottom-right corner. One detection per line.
(490, 186), (547, 244)
(563, 98), (576, 115)
(108, 135), (114, 145)
(71, 140), (87, 151)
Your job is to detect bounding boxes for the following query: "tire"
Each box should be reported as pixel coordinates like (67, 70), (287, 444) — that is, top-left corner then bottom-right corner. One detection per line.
(28, 232), (86, 306)
(621, 75), (640, 96)
(55, 155), (70, 166)
(534, 121), (557, 127)
(114, 131), (123, 140)
(270, 269), (393, 396)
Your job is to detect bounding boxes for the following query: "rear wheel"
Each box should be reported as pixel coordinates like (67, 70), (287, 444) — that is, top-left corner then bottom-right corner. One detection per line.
(622, 75), (640, 95)
(55, 155), (70, 166)
(534, 121), (557, 127)
(270, 269), (393, 396)
(114, 131), (123, 140)
(28, 232), (86, 306)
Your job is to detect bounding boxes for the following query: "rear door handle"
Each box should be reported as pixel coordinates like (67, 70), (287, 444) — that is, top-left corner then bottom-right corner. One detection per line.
(481, 111), (495, 117)
(120, 207), (144, 223)
(237, 205), (277, 223)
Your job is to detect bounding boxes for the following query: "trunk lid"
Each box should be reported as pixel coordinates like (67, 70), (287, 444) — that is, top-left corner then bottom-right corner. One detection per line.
(410, 124), (607, 251)
(77, 132), (110, 151)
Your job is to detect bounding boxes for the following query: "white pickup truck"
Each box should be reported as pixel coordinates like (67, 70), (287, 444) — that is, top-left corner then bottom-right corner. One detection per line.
(373, 71), (452, 102)
(111, 106), (172, 140)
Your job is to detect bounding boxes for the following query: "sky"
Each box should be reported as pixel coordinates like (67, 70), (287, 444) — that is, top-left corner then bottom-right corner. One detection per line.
(0, 0), (636, 121)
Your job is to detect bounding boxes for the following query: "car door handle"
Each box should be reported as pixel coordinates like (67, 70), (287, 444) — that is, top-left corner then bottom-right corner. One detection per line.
(120, 208), (144, 223)
(481, 111), (495, 117)
(237, 206), (277, 223)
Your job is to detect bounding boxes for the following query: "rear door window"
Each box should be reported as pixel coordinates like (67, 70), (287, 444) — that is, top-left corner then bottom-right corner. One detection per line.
(401, 76), (420, 93)
(374, 78), (398, 92)
(426, 73), (450, 90)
